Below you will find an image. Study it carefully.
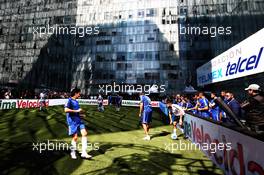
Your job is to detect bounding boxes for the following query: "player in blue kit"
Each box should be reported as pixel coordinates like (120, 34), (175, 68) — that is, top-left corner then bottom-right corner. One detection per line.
(139, 93), (152, 141)
(220, 90), (228, 122)
(115, 94), (123, 112)
(64, 88), (92, 159)
(209, 92), (220, 121)
(197, 92), (210, 118)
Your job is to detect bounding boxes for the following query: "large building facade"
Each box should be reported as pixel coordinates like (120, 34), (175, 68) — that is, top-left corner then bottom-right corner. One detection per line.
(0, 0), (263, 95)
(74, 0), (188, 94)
(0, 0), (187, 95)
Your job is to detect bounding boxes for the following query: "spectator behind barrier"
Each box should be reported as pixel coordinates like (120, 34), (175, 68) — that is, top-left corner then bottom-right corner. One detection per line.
(241, 84), (264, 134)
(196, 92), (210, 118)
(225, 91), (243, 124)
(209, 92), (220, 122)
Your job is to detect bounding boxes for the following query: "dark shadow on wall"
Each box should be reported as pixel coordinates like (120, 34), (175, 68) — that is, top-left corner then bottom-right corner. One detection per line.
(16, 21), (186, 94)
(21, 32), (91, 92)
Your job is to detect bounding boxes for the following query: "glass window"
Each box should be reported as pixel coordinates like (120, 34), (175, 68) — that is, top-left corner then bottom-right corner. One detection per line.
(136, 35), (144, 42)
(180, 6), (188, 16)
(151, 62), (160, 69)
(221, 4), (227, 13)
(117, 63), (126, 70)
(128, 10), (134, 19)
(104, 12), (109, 20)
(127, 44), (134, 52)
(145, 52), (152, 60)
(126, 63), (132, 69)
(137, 62), (144, 70)
(138, 9), (145, 18)
(127, 52), (134, 60)
(154, 52), (160, 60)
(146, 8), (156, 17)
(136, 52), (144, 60)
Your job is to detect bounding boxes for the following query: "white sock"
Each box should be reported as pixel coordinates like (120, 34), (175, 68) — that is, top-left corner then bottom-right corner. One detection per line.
(81, 137), (87, 154)
(173, 129), (176, 134)
(71, 140), (77, 153)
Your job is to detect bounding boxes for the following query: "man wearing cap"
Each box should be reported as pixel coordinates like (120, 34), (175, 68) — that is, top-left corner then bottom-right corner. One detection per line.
(241, 84), (264, 133)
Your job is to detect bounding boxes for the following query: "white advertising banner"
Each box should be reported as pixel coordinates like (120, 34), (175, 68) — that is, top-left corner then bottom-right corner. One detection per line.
(78, 99), (108, 106)
(0, 99), (66, 110)
(49, 99), (67, 106)
(184, 113), (264, 175)
(0, 99), (158, 109)
(197, 28), (264, 86)
(0, 99), (17, 110)
(121, 100), (160, 107)
(121, 100), (140, 107)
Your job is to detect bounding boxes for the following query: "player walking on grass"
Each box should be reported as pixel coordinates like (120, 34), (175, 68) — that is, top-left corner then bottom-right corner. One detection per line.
(97, 94), (104, 112)
(115, 94), (122, 112)
(64, 88), (92, 159)
(39, 91), (46, 111)
(166, 99), (185, 140)
(139, 92), (152, 141)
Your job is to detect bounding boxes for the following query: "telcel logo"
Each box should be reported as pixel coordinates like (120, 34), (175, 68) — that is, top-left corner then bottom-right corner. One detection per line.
(198, 47), (263, 85)
(226, 47), (263, 76)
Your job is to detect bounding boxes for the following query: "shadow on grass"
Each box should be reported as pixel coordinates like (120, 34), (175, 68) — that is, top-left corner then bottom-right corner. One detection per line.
(0, 140), (223, 175)
(0, 107), (223, 174)
(151, 130), (170, 139)
(0, 140), (83, 175)
(85, 142), (223, 175)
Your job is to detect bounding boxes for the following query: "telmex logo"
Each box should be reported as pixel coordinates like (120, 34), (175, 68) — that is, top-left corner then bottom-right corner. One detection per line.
(198, 47), (263, 84)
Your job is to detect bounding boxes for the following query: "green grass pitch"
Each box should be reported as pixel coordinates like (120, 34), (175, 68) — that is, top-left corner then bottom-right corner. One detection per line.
(0, 105), (223, 175)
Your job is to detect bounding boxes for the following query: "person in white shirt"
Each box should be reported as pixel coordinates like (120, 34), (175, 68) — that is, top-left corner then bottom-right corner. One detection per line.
(39, 92), (46, 111)
(167, 99), (185, 140)
(4, 91), (11, 99)
(97, 94), (104, 112)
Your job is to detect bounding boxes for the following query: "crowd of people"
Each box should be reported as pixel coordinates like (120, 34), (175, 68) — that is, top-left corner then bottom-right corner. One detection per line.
(0, 88), (70, 99)
(164, 84), (264, 133)
(1, 83), (263, 134)
(0, 88), (160, 100)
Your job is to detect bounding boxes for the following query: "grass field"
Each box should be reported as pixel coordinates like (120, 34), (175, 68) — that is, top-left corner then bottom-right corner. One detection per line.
(0, 105), (223, 175)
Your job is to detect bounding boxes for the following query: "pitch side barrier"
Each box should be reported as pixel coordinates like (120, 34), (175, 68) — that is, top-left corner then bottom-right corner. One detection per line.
(0, 99), (160, 110)
(158, 101), (264, 175)
(184, 112), (264, 175)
